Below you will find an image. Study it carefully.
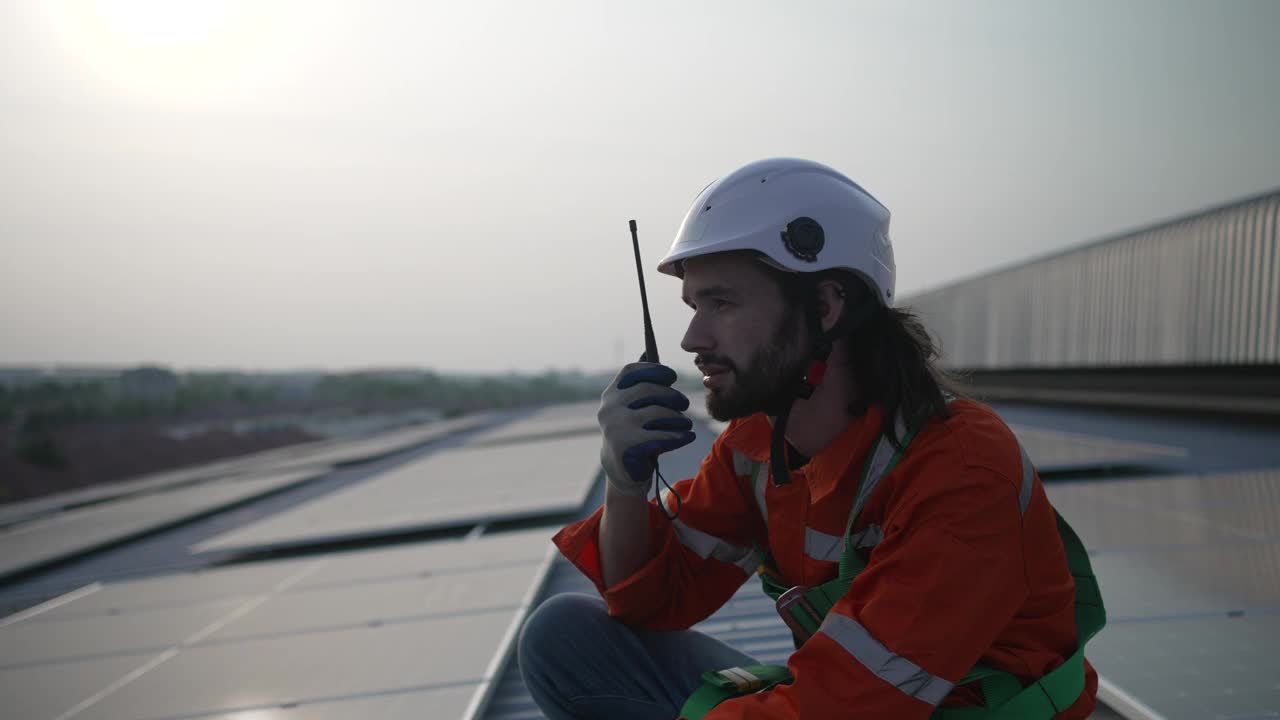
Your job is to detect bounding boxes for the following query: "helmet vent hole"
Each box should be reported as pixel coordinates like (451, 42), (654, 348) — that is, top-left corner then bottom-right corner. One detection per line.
(703, 205), (712, 212)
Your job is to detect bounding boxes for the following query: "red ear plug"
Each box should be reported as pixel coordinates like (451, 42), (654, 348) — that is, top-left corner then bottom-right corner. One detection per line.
(803, 360), (827, 388)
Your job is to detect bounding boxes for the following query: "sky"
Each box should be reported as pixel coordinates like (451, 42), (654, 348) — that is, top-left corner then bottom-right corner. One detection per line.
(2, 0), (1278, 375)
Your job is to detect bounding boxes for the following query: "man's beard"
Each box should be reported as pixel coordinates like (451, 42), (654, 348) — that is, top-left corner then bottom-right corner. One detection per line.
(703, 311), (810, 422)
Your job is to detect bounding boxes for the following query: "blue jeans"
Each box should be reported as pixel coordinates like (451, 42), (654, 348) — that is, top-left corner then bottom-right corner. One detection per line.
(518, 593), (760, 720)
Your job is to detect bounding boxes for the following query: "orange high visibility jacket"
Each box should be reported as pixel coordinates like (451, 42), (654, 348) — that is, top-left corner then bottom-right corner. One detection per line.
(554, 399), (1097, 719)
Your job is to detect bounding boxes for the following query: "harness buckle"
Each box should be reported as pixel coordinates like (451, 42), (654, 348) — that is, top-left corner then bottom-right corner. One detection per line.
(775, 585), (822, 644)
(713, 667), (763, 692)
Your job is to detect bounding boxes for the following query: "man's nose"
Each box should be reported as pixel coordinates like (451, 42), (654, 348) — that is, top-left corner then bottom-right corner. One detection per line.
(681, 312), (714, 355)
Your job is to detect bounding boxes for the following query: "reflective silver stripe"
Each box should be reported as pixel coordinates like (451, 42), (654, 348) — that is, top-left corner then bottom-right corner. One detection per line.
(806, 523), (882, 563)
(660, 487), (677, 515)
(848, 413), (908, 531)
(734, 452), (769, 525)
(892, 411), (908, 441)
(851, 436), (893, 523)
(718, 667), (761, 691)
(661, 489), (762, 575)
(850, 523), (883, 550)
(772, 413), (911, 566)
(805, 526), (844, 563)
(1017, 442), (1035, 516)
(753, 463), (769, 525)
(818, 614), (955, 706)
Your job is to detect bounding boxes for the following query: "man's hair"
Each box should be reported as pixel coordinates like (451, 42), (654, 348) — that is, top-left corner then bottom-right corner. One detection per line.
(764, 261), (959, 447)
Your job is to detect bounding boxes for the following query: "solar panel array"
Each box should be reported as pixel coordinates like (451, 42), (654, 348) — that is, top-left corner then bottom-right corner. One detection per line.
(1, 529), (553, 720)
(0, 417), (493, 586)
(3, 402), (1277, 720)
(0, 416), (486, 532)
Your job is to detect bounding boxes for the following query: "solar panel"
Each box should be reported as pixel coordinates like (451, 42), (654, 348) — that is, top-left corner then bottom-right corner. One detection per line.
(228, 415), (489, 475)
(1009, 425), (1186, 473)
(0, 461), (249, 531)
(292, 528), (552, 591)
(22, 560), (316, 622)
(0, 598), (246, 668)
(197, 684), (479, 720)
(1046, 469), (1280, 720)
(1088, 542), (1280, 620)
(27, 529), (552, 623)
(71, 609), (509, 720)
(195, 435), (601, 554)
(0, 530), (554, 720)
(0, 417), (485, 533)
(0, 650), (159, 720)
(1061, 471), (1280, 539)
(466, 402), (599, 446)
(0, 469), (324, 582)
(1048, 492), (1242, 549)
(687, 405), (1187, 473)
(205, 563), (541, 643)
(1091, 614), (1280, 720)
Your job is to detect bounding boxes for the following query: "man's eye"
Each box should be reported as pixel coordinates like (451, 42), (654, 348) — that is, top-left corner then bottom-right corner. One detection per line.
(687, 299), (731, 312)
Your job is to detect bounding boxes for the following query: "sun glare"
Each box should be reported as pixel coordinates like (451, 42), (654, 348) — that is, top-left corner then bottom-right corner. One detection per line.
(46, 0), (322, 104)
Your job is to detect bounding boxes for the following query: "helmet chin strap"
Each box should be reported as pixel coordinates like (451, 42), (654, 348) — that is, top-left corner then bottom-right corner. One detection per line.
(769, 299), (878, 487)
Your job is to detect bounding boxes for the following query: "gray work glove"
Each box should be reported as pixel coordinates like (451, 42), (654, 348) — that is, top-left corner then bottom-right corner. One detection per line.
(598, 362), (697, 496)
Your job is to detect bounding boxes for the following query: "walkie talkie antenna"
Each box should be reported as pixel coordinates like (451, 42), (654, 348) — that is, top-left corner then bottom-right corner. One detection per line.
(630, 220), (659, 364)
(627, 219), (680, 519)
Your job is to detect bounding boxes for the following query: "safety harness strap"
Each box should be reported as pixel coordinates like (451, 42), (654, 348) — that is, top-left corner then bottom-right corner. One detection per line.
(679, 423), (1106, 720)
(678, 665), (794, 719)
(934, 511), (1103, 718)
(765, 425), (918, 637)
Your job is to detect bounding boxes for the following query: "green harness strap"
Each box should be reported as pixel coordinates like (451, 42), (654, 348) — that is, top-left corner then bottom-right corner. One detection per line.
(680, 664), (795, 719)
(679, 430), (1106, 720)
(762, 424), (921, 638)
(933, 512), (1105, 720)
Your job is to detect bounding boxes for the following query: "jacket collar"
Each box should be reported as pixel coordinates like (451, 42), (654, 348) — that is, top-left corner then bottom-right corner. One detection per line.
(719, 405), (886, 502)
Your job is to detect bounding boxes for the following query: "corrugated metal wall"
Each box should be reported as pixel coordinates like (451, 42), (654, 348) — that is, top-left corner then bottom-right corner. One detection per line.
(905, 190), (1280, 369)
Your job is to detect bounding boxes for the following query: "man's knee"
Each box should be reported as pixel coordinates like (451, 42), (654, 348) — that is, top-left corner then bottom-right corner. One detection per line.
(519, 592), (609, 668)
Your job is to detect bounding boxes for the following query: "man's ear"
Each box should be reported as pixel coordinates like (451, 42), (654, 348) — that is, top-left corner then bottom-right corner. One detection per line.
(814, 278), (848, 334)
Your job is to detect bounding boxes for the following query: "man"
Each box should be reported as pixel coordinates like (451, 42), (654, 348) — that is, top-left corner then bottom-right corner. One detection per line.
(519, 158), (1103, 719)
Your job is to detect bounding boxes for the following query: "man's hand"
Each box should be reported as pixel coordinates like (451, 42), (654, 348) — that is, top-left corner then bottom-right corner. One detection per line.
(598, 362), (697, 497)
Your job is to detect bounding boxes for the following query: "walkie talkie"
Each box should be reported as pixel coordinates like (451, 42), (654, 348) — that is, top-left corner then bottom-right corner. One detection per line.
(630, 220), (659, 364)
(628, 220), (680, 518)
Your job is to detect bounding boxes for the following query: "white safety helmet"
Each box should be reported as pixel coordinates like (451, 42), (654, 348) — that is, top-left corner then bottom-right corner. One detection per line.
(658, 158), (896, 306)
